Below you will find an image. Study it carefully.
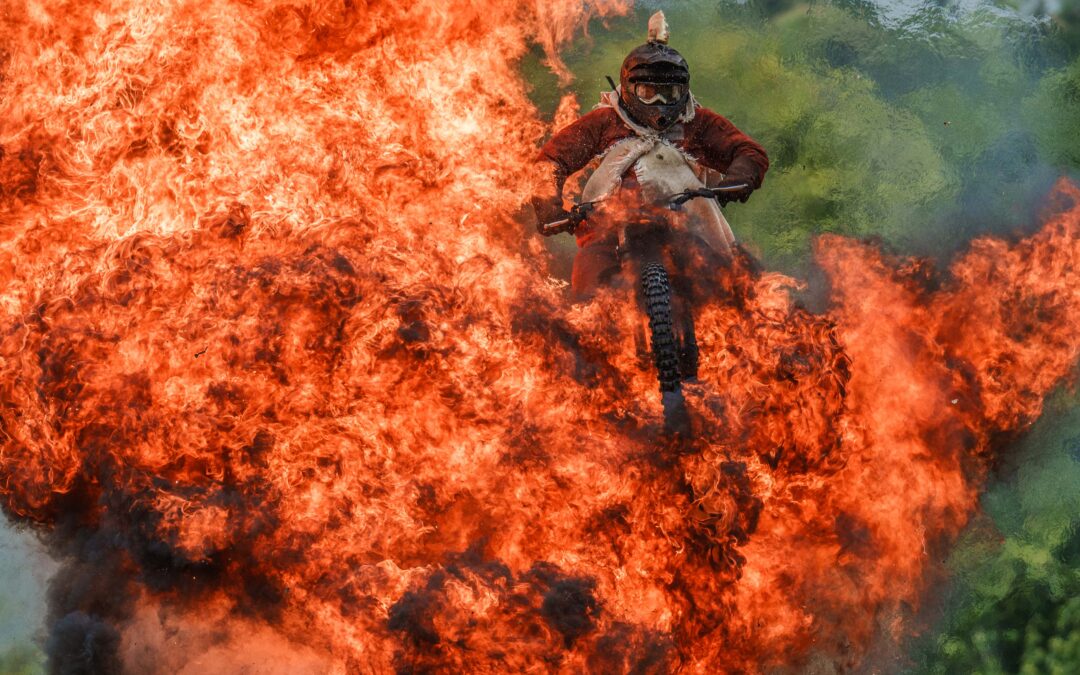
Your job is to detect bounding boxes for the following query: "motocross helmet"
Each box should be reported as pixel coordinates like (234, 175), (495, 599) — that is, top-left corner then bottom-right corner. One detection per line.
(618, 13), (690, 132)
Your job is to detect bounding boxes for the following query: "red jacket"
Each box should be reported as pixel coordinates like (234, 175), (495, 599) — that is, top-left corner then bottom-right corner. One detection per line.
(537, 104), (769, 198)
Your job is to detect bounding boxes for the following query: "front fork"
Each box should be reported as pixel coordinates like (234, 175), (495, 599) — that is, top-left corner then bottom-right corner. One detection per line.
(676, 297), (699, 382)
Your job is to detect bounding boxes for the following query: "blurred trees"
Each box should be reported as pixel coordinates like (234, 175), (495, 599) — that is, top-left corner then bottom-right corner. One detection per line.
(538, 0), (1080, 272)
(912, 391), (1080, 673)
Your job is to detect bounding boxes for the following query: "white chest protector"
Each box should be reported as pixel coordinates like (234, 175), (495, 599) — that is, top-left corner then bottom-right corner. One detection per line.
(580, 90), (736, 254)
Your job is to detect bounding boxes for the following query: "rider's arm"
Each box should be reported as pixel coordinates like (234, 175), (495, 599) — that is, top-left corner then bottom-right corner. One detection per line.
(536, 107), (616, 197)
(531, 108), (616, 230)
(686, 107), (769, 189)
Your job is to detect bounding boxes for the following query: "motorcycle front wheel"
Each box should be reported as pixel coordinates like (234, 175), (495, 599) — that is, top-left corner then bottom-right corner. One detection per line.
(640, 262), (693, 433)
(640, 262), (682, 394)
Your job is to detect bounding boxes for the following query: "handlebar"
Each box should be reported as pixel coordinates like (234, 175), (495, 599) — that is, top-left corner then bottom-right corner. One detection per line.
(539, 180), (751, 235)
(540, 201), (597, 236)
(667, 181), (750, 207)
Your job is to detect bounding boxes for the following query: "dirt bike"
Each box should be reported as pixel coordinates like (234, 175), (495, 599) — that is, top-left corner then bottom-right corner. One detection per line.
(542, 180), (750, 431)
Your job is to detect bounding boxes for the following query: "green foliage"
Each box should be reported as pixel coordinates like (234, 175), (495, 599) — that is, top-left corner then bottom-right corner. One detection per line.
(532, 0), (1076, 272)
(0, 525), (51, 675)
(1052, 0), (1080, 56)
(0, 643), (44, 675)
(1024, 56), (1080, 167)
(910, 389), (1080, 673)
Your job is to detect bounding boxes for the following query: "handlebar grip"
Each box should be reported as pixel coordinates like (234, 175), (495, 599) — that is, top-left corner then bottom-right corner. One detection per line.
(712, 183), (751, 206)
(710, 183), (750, 194)
(540, 202), (596, 235)
(541, 217), (573, 235)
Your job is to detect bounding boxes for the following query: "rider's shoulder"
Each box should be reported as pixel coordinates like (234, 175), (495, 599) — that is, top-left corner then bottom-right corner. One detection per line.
(688, 105), (734, 127)
(683, 106), (744, 140)
(556, 105), (619, 135)
(580, 105), (621, 124)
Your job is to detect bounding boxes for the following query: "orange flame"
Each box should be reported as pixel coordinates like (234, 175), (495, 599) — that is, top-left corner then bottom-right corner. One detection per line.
(2, 1), (1080, 671)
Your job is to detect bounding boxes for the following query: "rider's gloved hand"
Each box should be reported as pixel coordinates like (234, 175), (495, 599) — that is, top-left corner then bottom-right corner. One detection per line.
(531, 195), (571, 236)
(715, 178), (754, 205)
(720, 157), (761, 205)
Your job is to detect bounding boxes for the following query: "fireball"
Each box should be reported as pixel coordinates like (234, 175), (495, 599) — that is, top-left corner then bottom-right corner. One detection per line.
(1, 1), (1079, 672)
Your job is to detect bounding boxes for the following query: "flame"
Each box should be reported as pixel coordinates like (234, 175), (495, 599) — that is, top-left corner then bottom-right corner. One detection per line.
(2, 1), (1080, 671)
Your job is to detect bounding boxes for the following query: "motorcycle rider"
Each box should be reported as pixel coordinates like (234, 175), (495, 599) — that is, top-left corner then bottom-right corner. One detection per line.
(531, 12), (769, 299)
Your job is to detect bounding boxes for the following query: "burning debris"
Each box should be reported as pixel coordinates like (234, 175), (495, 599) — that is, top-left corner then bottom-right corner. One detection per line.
(1, 0), (1080, 672)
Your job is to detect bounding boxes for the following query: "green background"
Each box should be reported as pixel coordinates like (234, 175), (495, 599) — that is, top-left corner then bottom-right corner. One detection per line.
(526, 0), (1080, 276)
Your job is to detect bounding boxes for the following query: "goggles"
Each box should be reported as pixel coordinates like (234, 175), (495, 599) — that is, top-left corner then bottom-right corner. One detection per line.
(632, 82), (686, 105)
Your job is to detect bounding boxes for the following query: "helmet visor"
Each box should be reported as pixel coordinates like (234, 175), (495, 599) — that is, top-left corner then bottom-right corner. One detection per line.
(633, 82), (686, 105)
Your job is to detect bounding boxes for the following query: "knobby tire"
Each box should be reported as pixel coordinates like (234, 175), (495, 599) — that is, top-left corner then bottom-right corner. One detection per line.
(641, 262), (682, 394)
